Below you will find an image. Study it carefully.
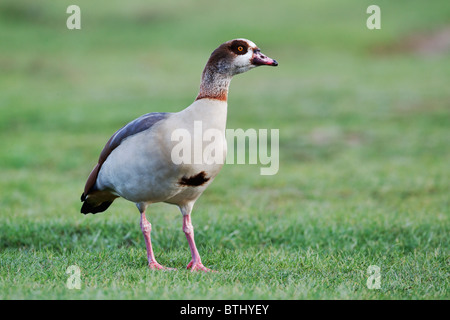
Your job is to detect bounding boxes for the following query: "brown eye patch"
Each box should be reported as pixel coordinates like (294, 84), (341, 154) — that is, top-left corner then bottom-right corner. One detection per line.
(230, 40), (248, 55)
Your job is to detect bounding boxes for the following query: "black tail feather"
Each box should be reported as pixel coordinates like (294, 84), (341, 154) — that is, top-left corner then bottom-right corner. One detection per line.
(80, 198), (114, 214)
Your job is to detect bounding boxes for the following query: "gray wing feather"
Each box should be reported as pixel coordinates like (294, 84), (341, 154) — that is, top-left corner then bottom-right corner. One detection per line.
(108, 112), (168, 153)
(82, 112), (169, 197)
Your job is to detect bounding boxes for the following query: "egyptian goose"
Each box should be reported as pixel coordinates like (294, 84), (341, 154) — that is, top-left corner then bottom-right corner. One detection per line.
(81, 39), (278, 272)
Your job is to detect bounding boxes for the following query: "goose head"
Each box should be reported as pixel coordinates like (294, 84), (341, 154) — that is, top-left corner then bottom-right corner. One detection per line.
(205, 38), (278, 76)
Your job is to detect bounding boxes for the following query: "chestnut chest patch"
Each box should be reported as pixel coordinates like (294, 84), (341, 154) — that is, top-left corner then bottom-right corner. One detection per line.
(179, 171), (210, 187)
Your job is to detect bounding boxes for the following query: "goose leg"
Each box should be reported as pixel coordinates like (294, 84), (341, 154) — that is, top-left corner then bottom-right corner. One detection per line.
(183, 214), (215, 272)
(138, 206), (175, 270)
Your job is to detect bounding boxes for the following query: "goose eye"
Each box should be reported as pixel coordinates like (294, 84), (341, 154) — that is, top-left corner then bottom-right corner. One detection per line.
(237, 46), (244, 52)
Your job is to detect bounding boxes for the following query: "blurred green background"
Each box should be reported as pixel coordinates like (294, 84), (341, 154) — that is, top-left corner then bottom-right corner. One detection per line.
(0, 0), (449, 299)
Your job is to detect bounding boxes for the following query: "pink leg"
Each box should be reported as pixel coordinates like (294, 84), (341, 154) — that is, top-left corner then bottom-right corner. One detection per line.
(183, 214), (215, 272)
(140, 212), (175, 271)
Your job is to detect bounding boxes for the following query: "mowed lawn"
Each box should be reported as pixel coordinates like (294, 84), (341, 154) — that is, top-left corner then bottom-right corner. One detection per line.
(0, 0), (449, 299)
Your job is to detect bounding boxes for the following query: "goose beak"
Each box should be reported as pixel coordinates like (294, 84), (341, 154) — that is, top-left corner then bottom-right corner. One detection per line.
(252, 50), (278, 66)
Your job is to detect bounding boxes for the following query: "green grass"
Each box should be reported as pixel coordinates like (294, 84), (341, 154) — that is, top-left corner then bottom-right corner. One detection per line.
(0, 0), (449, 299)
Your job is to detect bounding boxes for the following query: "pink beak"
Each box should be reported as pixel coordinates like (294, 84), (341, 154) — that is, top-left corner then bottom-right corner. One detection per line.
(252, 50), (278, 66)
